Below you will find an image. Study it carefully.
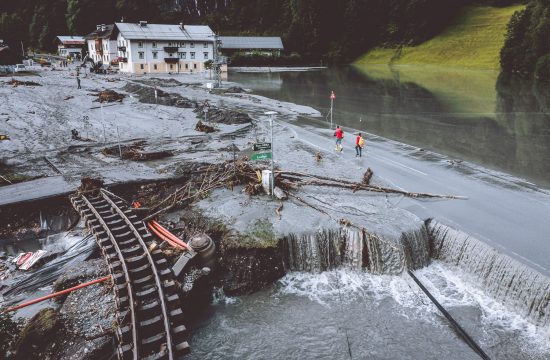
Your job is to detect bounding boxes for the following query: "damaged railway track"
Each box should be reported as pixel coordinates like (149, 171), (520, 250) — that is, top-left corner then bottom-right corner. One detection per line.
(70, 189), (189, 360)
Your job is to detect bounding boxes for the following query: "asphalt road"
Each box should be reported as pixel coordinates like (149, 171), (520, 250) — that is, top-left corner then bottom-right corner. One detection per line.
(287, 120), (550, 278)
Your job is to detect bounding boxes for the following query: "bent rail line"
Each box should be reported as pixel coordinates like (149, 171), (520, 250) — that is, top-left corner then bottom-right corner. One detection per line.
(71, 189), (189, 359)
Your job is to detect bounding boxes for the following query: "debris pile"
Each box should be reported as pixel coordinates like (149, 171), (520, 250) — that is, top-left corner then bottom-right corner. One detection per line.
(195, 120), (217, 133)
(94, 89), (125, 103)
(101, 141), (174, 161)
(194, 104), (252, 125)
(7, 79), (41, 87)
(135, 78), (183, 87)
(123, 83), (195, 108)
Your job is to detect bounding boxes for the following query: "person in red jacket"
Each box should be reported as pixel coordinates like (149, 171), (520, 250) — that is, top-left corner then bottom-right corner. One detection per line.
(334, 126), (344, 152)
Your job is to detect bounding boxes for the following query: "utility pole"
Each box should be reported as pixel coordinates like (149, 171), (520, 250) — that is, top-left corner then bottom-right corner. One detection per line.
(212, 34), (222, 88)
(265, 111), (277, 198)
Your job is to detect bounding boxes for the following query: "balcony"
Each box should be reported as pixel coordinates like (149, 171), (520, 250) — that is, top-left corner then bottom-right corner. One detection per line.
(165, 57), (178, 64)
(118, 46), (126, 51)
(117, 57), (128, 63)
(164, 46), (178, 53)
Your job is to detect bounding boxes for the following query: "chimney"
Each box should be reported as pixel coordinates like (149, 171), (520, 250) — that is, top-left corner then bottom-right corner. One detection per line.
(139, 21), (148, 27)
(101, 24), (106, 31)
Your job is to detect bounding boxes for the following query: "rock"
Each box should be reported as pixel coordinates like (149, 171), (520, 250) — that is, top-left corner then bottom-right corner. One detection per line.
(52, 258), (108, 299)
(14, 308), (59, 360)
(273, 187), (287, 200)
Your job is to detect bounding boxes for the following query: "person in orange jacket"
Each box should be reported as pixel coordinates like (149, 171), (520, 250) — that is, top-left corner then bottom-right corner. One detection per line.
(356, 132), (365, 157)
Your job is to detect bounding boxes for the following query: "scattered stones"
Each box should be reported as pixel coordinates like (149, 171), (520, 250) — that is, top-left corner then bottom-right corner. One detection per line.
(79, 177), (104, 192)
(134, 78), (183, 87)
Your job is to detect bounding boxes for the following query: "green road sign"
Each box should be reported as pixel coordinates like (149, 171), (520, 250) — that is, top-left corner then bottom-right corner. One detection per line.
(251, 152), (272, 161)
(253, 142), (272, 151)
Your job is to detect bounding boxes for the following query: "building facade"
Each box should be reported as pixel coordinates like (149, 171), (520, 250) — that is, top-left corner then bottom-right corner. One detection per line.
(219, 36), (284, 56)
(85, 25), (118, 65)
(114, 22), (215, 74)
(55, 36), (85, 58)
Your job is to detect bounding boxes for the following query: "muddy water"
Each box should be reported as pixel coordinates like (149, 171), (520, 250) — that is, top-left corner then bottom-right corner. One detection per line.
(188, 264), (549, 360)
(229, 66), (550, 188)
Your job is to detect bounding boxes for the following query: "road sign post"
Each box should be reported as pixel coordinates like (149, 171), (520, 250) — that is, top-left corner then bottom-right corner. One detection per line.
(330, 91), (336, 129)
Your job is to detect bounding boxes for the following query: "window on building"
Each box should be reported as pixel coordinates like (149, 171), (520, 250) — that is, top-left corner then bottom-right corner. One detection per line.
(140, 64), (144, 70)
(181, 42), (186, 48)
(178, 52), (186, 59)
(139, 52), (144, 59)
(193, 63), (197, 69)
(153, 52), (158, 59)
(203, 52), (209, 59)
(185, 63), (189, 69)
(154, 64), (157, 70)
(170, 64), (173, 70)
(190, 42), (194, 48)
(169, 53), (173, 57)
(152, 41), (157, 48)
(168, 42), (172, 46)
(190, 52), (195, 59)
(204, 42), (208, 48)
(138, 41), (143, 48)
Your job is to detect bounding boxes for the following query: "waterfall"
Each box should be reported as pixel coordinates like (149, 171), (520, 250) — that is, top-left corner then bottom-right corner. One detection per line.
(282, 226), (426, 275)
(427, 220), (550, 327)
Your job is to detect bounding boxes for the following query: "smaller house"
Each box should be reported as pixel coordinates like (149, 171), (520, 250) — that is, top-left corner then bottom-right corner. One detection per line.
(55, 36), (85, 58)
(85, 24), (117, 65)
(219, 36), (284, 56)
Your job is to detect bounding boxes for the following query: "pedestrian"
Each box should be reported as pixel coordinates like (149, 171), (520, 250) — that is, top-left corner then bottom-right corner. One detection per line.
(356, 132), (365, 157)
(334, 125), (344, 152)
(76, 76), (81, 89)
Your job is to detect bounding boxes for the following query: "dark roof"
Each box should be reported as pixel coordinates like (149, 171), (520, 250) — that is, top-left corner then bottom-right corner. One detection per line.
(219, 36), (283, 50)
(85, 25), (115, 40)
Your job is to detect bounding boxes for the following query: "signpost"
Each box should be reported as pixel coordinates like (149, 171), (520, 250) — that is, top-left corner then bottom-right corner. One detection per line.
(251, 152), (272, 161)
(330, 90), (336, 129)
(253, 142), (272, 151)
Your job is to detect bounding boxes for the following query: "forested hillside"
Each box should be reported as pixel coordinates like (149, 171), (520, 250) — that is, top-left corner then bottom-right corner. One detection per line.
(0, 0), (528, 65)
(500, 0), (550, 80)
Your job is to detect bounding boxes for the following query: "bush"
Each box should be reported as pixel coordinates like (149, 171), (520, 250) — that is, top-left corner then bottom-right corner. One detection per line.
(535, 54), (550, 83)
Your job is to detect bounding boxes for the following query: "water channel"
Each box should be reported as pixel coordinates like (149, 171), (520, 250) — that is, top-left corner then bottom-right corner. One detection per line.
(185, 66), (550, 359)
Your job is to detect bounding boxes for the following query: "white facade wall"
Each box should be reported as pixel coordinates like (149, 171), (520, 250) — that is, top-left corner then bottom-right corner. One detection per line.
(87, 39), (117, 64)
(116, 33), (214, 74)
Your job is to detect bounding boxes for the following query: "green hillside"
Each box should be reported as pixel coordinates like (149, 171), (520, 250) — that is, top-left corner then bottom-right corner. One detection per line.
(355, 5), (525, 70)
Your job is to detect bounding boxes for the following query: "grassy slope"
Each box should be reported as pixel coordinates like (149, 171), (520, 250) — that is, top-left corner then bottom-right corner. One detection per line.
(355, 5), (525, 70)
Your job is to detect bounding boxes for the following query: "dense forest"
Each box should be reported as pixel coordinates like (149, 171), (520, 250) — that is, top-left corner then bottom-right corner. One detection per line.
(500, 0), (550, 80)
(0, 0), (541, 72)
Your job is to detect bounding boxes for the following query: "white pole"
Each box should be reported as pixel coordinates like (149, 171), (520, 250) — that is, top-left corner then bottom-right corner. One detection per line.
(117, 126), (122, 159)
(270, 115), (274, 198)
(330, 97), (333, 129)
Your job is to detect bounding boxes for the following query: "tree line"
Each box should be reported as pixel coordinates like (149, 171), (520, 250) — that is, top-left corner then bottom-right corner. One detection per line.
(0, 0), (535, 68)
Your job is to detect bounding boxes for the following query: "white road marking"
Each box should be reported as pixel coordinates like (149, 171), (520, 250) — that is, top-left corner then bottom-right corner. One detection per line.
(371, 154), (428, 176)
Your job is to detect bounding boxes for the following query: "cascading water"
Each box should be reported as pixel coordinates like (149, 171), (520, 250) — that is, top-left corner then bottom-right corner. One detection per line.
(282, 226), (429, 275)
(427, 219), (550, 327)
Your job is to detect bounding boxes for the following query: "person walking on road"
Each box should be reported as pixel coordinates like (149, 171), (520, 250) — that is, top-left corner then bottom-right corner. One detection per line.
(334, 125), (344, 152)
(356, 132), (365, 157)
(76, 76), (81, 89)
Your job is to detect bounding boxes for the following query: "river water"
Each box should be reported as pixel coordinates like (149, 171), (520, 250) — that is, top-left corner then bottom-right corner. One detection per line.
(228, 66), (550, 189)
(184, 66), (550, 359)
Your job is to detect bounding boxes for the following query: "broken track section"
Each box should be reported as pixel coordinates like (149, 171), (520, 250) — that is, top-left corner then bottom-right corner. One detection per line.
(71, 189), (189, 360)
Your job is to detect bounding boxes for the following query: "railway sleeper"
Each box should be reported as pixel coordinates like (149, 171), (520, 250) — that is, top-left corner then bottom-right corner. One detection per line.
(117, 343), (134, 360)
(139, 314), (166, 335)
(175, 341), (191, 356)
(117, 236), (139, 246)
(120, 244), (145, 257)
(128, 263), (152, 279)
(132, 274), (156, 289)
(169, 308), (185, 324)
(125, 254), (149, 267)
(115, 324), (133, 345)
(140, 332), (169, 355)
(135, 285), (159, 300)
(143, 350), (170, 360)
(138, 299), (163, 317)
(116, 295), (130, 310)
